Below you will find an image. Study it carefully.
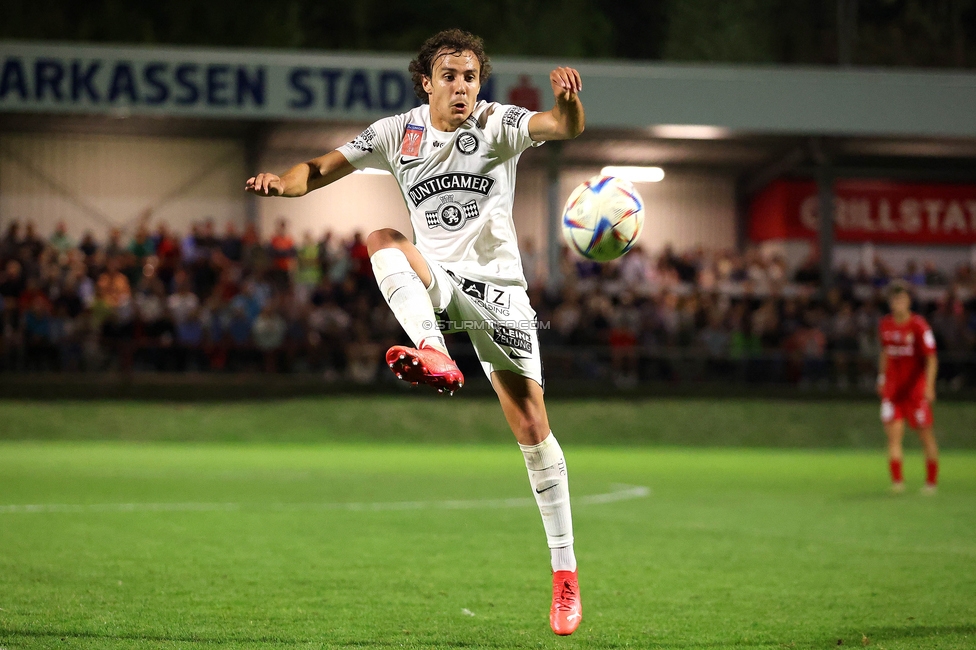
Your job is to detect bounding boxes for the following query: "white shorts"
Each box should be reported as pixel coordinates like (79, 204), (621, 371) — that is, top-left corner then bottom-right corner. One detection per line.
(422, 256), (543, 388)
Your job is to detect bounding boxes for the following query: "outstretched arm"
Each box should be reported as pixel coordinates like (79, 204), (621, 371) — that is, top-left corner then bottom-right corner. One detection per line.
(528, 67), (585, 142)
(245, 150), (355, 197)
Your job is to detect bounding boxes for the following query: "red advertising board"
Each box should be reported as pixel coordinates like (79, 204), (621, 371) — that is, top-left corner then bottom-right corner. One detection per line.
(749, 179), (976, 244)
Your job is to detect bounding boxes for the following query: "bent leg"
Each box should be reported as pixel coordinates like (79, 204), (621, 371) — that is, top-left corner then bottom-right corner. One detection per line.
(366, 228), (446, 355)
(493, 370), (576, 572)
(366, 228), (432, 286)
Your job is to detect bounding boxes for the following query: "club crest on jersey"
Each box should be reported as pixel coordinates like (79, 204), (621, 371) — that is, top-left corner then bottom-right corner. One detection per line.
(456, 132), (479, 155)
(425, 194), (480, 231)
(401, 124), (424, 158)
(408, 173), (494, 207)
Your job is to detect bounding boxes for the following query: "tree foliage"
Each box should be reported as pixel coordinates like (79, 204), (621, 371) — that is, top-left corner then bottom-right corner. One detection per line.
(662, 0), (975, 67)
(0, 0), (972, 68)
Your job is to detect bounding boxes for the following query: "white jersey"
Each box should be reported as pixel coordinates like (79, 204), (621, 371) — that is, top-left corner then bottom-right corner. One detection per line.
(337, 101), (542, 288)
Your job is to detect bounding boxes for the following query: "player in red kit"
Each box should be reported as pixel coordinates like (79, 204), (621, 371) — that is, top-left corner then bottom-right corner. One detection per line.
(877, 281), (939, 494)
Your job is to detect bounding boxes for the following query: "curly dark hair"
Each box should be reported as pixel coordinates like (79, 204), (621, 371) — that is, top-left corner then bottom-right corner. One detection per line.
(409, 29), (492, 103)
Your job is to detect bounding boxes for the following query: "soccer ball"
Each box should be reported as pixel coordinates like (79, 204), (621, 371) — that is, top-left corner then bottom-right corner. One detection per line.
(561, 175), (644, 262)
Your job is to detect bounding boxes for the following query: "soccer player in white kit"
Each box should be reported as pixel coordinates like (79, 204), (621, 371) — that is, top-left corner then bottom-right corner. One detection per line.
(246, 29), (585, 635)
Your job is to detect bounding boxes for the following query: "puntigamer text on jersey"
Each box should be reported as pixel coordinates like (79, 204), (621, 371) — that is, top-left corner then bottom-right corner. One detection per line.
(407, 173), (495, 207)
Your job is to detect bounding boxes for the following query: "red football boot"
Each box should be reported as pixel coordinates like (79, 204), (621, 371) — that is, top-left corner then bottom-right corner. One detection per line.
(550, 570), (582, 636)
(386, 342), (464, 395)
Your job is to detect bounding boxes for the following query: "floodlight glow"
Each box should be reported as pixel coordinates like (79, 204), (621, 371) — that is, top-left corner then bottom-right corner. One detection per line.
(649, 124), (730, 140)
(601, 166), (665, 183)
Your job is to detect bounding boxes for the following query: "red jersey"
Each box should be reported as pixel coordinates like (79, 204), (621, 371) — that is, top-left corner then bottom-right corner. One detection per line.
(879, 314), (936, 402)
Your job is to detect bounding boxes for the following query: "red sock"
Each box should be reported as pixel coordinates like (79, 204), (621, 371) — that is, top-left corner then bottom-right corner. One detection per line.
(926, 459), (938, 486)
(889, 458), (903, 483)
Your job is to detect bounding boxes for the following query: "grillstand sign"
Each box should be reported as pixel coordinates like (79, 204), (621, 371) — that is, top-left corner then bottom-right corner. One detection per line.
(750, 179), (976, 245)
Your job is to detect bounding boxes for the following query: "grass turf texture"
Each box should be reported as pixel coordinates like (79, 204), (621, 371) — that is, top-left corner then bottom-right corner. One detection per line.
(0, 399), (974, 649)
(0, 397), (974, 448)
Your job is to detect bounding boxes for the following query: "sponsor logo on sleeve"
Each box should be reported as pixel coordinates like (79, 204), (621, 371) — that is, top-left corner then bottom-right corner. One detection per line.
(502, 106), (530, 129)
(349, 126), (377, 153)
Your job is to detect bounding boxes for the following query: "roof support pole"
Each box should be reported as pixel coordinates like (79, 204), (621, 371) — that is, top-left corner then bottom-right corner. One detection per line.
(243, 123), (269, 234)
(736, 145), (808, 252)
(813, 139), (835, 294)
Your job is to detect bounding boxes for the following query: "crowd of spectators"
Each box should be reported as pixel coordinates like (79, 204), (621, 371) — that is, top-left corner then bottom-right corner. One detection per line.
(1, 218), (975, 389)
(0, 218), (397, 381)
(533, 243), (976, 388)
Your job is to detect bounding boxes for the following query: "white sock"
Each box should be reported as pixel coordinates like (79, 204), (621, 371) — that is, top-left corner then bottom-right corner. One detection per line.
(519, 432), (577, 572)
(370, 248), (447, 355)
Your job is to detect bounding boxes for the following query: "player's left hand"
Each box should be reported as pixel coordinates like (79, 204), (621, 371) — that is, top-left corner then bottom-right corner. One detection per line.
(245, 173), (284, 196)
(925, 384), (936, 403)
(550, 67), (582, 103)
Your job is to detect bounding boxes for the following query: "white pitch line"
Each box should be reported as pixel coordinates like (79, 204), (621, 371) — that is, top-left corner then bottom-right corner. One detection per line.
(0, 484), (650, 515)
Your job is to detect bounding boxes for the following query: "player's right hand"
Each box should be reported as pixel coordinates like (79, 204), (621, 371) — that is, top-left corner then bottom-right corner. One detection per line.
(549, 66), (582, 103)
(246, 173), (284, 196)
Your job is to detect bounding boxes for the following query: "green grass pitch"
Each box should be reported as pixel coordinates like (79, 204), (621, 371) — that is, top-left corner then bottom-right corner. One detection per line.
(0, 398), (974, 649)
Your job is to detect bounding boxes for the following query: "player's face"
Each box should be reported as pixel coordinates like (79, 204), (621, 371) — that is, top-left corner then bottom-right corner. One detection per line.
(423, 49), (481, 130)
(888, 292), (911, 318)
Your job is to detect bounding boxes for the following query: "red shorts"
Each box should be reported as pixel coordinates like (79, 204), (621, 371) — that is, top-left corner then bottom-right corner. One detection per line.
(881, 397), (933, 429)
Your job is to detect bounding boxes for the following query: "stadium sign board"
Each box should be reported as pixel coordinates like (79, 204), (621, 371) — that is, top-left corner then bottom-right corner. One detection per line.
(750, 179), (976, 244)
(0, 42), (546, 123)
(3, 41), (976, 137)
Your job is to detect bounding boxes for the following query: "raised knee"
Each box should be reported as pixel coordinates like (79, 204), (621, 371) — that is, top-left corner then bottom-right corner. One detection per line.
(366, 228), (406, 256)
